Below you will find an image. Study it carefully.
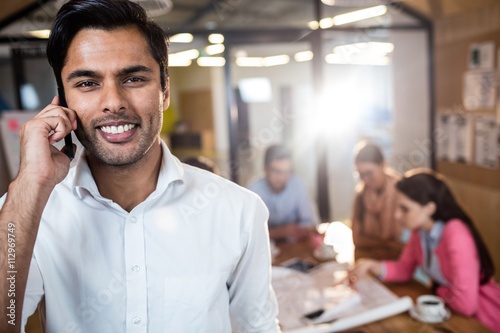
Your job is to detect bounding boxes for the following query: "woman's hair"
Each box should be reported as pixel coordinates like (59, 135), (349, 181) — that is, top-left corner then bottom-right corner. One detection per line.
(396, 168), (494, 284)
(354, 140), (384, 165)
(46, 0), (169, 92)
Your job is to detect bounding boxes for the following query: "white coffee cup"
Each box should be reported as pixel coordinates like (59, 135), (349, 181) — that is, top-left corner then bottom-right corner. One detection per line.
(416, 295), (447, 320)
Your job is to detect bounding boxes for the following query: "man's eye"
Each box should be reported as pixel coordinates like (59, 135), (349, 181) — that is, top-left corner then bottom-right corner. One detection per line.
(125, 77), (144, 83)
(77, 81), (97, 88)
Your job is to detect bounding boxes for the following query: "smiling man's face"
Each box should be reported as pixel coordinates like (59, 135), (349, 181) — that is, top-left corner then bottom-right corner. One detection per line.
(61, 26), (169, 167)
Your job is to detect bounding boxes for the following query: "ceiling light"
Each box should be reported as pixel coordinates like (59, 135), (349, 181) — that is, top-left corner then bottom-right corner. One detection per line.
(236, 57), (264, 67)
(349, 55), (390, 65)
(294, 51), (314, 62)
(168, 58), (192, 67)
(325, 53), (348, 65)
(208, 34), (224, 44)
(325, 53), (390, 65)
(169, 33), (193, 43)
(332, 5), (387, 25)
(235, 55), (290, 67)
(28, 29), (51, 39)
(263, 55), (290, 67)
(170, 49), (199, 60)
(168, 49), (199, 66)
(319, 17), (334, 29)
(197, 57), (226, 67)
(205, 44), (225, 55)
(307, 21), (320, 30)
(333, 42), (394, 55)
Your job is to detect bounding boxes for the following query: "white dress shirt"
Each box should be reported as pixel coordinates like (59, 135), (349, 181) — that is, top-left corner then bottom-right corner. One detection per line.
(1, 141), (280, 333)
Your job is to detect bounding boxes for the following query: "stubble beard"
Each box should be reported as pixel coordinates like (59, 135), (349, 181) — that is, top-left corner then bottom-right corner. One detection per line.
(75, 116), (161, 167)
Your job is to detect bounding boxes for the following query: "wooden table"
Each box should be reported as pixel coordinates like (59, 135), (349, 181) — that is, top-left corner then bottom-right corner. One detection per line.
(272, 238), (491, 333)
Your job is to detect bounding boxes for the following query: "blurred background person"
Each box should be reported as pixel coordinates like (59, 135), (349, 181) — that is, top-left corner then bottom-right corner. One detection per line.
(351, 140), (406, 260)
(348, 169), (500, 333)
(248, 144), (320, 242)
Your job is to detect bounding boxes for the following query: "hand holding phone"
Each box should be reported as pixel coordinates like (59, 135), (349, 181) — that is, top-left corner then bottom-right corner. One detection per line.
(58, 87), (74, 160)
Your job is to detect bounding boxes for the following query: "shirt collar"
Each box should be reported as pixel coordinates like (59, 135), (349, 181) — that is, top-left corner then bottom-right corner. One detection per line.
(420, 220), (445, 243)
(71, 140), (184, 200)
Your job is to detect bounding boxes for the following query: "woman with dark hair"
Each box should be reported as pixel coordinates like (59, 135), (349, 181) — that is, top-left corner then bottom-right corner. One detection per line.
(348, 168), (500, 332)
(351, 140), (404, 259)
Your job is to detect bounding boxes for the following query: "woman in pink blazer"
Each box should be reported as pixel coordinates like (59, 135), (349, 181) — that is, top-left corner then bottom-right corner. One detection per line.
(349, 169), (500, 332)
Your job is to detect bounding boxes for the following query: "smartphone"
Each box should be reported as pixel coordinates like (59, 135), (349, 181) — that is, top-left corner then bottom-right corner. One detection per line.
(57, 87), (74, 160)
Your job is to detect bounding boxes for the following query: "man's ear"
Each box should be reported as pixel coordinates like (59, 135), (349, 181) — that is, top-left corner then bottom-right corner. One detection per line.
(162, 78), (170, 109)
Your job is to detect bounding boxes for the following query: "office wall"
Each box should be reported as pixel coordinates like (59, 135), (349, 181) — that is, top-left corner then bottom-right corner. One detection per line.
(433, 2), (500, 281)
(391, 31), (431, 173)
(168, 65), (229, 171)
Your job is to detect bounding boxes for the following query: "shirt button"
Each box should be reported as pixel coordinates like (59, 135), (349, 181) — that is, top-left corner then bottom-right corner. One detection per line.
(130, 216), (138, 223)
(132, 317), (141, 325)
(132, 265), (140, 272)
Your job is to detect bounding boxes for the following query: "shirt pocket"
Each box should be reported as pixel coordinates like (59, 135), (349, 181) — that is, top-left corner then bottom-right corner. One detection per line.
(163, 273), (231, 332)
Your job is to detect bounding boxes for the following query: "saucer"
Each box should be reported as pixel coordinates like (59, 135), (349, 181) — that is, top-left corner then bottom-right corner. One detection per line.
(409, 307), (451, 323)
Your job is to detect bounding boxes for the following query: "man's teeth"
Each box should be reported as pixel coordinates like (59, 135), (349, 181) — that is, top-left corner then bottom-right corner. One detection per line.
(101, 124), (136, 134)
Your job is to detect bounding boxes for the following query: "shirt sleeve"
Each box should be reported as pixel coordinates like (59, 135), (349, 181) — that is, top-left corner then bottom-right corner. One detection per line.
(227, 195), (281, 333)
(435, 220), (480, 316)
(21, 255), (44, 332)
(382, 231), (421, 282)
(295, 179), (320, 227)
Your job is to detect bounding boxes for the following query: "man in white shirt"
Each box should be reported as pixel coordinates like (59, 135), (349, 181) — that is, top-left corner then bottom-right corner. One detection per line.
(0, 0), (280, 332)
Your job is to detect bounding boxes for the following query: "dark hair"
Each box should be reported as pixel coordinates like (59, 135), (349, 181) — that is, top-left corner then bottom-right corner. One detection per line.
(46, 0), (169, 92)
(264, 144), (291, 167)
(396, 168), (494, 285)
(354, 141), (384, 165)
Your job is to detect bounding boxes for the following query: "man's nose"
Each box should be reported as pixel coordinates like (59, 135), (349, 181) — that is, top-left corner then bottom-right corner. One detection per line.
(101, 82), (127, 113)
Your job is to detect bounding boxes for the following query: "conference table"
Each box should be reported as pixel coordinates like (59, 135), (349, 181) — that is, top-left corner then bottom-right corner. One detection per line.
(272, 238), (491, 333)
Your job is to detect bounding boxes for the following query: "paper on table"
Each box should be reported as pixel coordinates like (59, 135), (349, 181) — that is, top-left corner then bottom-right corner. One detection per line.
(309, 292), (362, 324)
(286, 296), (413, 333)
(272, 262), (360, 330)
(272, 261), (414, 332)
